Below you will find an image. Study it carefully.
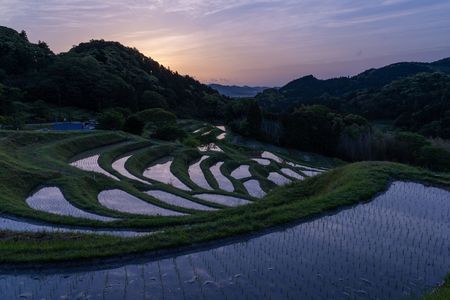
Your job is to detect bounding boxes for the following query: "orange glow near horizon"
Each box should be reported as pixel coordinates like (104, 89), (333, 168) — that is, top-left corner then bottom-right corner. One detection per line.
(2, 0), (450, 86)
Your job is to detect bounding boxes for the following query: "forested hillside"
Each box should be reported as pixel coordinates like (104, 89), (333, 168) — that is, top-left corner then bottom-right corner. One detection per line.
(256, 58), (450, 139)
(0, 26), (226, 124)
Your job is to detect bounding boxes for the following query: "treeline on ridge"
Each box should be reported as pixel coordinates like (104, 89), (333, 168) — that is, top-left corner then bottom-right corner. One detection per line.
(0, 26), (226, 126)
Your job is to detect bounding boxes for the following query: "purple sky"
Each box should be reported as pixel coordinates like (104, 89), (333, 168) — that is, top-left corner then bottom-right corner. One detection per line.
(1, 0), (450, 86)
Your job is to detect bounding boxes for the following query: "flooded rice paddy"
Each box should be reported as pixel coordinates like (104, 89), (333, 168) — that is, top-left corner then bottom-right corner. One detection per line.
(267, 172), (292, 186)
(197, 143), (223, 153)
(243, 180), (267, 198)
(216, 132), (226, 140)
(146, 190), (217, 211)
(194, 194), (251, 207)
(261, 151), (283, 163)
(26, 187), (116, 222)
(70, 154), (119, 181)
(302, 170), (321, 177)
(230, 165), (251, 180)
(215, 125), (226, 131)
(280, 168), (305, 180)
(288, 162), (325, 173)
(111, 155), (150, 184)
(209, 162), (235, 192)
(98, 190), (185, 216)
(0, 216), (146, 237)
(143, 157), (191, 191)
(252, 158), (271, 166)
(188, 156), (213, 190)
(2, 182), (448, 299)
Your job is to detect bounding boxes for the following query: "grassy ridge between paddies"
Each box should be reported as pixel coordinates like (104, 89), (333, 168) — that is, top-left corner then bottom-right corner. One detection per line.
(425, 274), (450, 300)
(0, 130), (448, 298)
(0, 131), (448, 260)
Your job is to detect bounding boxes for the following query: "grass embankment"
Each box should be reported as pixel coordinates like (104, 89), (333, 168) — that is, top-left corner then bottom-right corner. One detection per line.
(0, 131), (450, 299)
(0, 133), (448, 263)
(0, 129), (448, 298)
(424, 275), (450, 300)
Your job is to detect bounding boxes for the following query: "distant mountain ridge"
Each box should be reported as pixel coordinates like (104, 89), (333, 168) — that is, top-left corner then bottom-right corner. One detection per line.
(209, 84), (270, 98)
(257, 57), (450, 111)
(278, 58), (450, 100)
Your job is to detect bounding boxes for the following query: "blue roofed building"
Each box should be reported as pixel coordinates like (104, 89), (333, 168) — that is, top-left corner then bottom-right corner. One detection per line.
(52, 122), (94, 131)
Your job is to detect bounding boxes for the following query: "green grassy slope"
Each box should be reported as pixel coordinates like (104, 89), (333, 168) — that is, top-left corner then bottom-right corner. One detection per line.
(0, 128), (447, 263)
(0, 129), (448, 298)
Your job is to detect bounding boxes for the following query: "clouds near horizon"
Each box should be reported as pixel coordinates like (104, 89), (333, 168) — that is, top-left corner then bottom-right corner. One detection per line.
(1, 0), (449, 85)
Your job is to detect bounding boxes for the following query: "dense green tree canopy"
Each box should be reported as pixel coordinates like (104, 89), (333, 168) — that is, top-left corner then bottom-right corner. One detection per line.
(0, 26), (227, 120)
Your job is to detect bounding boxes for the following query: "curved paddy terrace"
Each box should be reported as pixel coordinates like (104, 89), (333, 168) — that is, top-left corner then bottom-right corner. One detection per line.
(1, 181), (448, 299)
(0, 128), (448, 298)
(0, 129), (328, 236)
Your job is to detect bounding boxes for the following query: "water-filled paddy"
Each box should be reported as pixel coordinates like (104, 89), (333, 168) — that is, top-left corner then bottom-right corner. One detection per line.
(210, 162), (235, 192)
(188, 156), (213, 190)
(26, 187), (116, 222)
(267, 172), (292, 186)
(70, 154), (119, 180)
(198, 143), (223, 152)
(98, 190), (185, 216)
(2, 182), (448, 299)
(288, 162), (325, 173)
(243, 179), (266, 198)
(230, 165), (251, 180)
(217, 132), (226, 140)
(111, 155), (150, 184)
(0, 216), (146, 237)
(143, 157), (191, 191)
(281, 168), (304, 180)
(302, 170), (321, 177)
(146, 190), (217, 211)
(261, 151), (283, 163)
(194, 194), (251, 207)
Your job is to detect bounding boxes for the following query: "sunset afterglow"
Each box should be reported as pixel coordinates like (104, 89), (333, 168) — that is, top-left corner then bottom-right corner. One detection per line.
(2, 0), (450, 85)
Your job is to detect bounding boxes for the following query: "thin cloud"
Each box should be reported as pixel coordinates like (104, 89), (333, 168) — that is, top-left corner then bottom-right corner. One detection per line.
(1, 0), (449, 85)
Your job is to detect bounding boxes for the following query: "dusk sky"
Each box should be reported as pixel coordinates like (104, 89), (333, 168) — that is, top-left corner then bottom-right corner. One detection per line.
(1, 0), (450, 86)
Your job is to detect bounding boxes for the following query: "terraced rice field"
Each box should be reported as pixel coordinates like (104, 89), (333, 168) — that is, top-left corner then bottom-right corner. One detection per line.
(143, 156), (191, 191)
(209, 162), (235, 192)
(1, 127), (326, 239)
(194, 194), (251, 207)
(71, 154), (119, 181)
(188, 156), (213, 190)
(267, 172), (292, 186)
(231, 165), (251, 179)
(1, 124), (447, 299)
(98, 189), (185, 216)
(112, 155), (150, 184)
(2, 182), (448, 299)
(243, 179), (267, 198)
(0, 216), (146, 237)
(198, 143), (223, 152)
(146, 190), (217, 211)
(26, 187), (116, 222)
(281, 168), (305, 180)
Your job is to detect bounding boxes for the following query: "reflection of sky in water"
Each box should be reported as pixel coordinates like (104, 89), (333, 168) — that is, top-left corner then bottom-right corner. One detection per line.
(1, 182), (449, 299)
(143, 157), (191, 191)
(26, 187), (117, 222)
(210, 162), (235, 192)
(188, 156), (213, 190)
(243, 179), (266, 198)
(0, 217), (144, 237)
